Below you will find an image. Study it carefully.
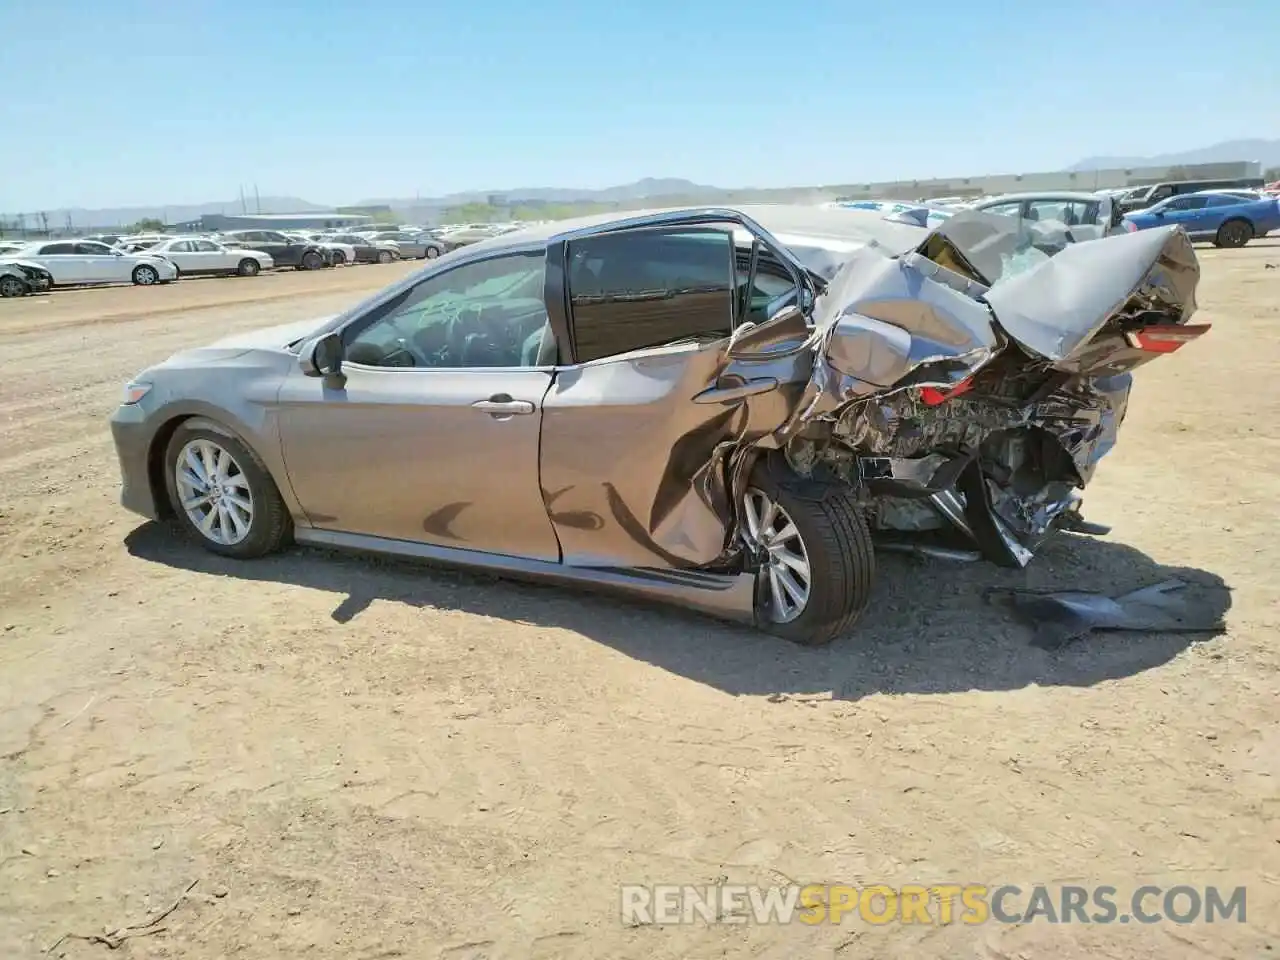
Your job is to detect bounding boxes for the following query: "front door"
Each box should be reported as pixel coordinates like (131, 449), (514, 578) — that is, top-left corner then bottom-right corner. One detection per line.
(276, 248), (562, 561)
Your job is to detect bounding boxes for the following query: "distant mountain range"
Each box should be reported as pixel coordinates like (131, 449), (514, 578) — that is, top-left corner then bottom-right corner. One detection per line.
(356, 177), (730, 207)
(1066, 139), (1280, 172)
(6, 141), (1276, 228)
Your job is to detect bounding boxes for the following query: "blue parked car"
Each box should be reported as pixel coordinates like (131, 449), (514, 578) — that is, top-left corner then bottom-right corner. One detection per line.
(1121, 191), (1280, 248)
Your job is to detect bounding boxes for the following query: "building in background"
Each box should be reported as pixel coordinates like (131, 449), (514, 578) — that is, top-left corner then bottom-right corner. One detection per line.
(168, 212), (373, 232)
(832, 160), (1265, 203)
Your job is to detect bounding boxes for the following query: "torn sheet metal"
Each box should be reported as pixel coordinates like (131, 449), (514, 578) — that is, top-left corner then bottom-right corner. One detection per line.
(980, 224), (1199, 368)
(983, 578), (1227, 649)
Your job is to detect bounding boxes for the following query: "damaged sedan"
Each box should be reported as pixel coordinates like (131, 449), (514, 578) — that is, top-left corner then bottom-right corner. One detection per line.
(110, 204), (1205, 645)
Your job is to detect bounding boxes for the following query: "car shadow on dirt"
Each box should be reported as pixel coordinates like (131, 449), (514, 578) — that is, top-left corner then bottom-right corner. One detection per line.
(125, 522), (1231, 702)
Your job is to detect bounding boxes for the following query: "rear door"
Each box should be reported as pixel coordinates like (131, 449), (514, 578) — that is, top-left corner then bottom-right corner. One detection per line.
(34, 242), (87, 283)
(192, 238), (236, 271)
(539, 225), (799, 569)
(161, 240), (199, 272)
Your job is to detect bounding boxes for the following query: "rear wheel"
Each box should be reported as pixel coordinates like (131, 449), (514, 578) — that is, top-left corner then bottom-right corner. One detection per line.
(1214, 219), (1252, 248)
(742, 467), (875, 646)
(237, 258), (260, 277)
(0, 276), (28, 298)
(163, 418), (292, 559)
(300, 250), (324, 270)
(132, 265), (159, 286)
(377, 249), (393, 264)
(425, 246), (440, 259)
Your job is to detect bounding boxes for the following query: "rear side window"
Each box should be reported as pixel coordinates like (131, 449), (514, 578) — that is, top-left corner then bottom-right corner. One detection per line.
(566, 228), (736, 363)
(39, 243), (76, 255)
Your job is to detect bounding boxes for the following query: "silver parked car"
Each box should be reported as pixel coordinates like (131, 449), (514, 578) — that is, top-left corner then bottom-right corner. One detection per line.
(967, 191), (1125, 246)
(381, 231), (446, 259)
(110, 205), (1204, 644)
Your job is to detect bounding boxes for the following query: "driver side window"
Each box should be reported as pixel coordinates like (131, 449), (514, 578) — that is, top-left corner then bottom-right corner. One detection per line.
(344, 251), (552, 369)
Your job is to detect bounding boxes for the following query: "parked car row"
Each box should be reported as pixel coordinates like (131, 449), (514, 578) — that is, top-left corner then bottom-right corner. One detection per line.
(834, 180), (1278, 249)
(0, 223), (461, 297)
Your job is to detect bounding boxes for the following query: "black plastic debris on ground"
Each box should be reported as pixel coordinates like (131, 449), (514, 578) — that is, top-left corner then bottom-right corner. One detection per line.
(983, 578), (1228, 650)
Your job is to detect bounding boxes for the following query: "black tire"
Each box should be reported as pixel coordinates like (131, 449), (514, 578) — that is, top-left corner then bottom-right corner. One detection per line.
(745, 463), (875, 646)
(132, 264), (160, 286)
(162, 417), (292, 559)
(301, 250), (324, 270)
(425, 246), (439, 259)
(1214, 219), (1252, 249)
(331, 250), (346, 266)
(0, 275), (28, 298)
(376, 249), (393, 264)
(237, 258), (260, 277)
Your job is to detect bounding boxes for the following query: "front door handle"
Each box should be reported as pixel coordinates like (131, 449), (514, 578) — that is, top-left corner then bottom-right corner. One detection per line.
(472, 394), (535, 416)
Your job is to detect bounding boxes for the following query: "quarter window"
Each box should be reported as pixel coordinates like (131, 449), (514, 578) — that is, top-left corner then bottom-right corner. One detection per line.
(344, 252), (551, 369)
(566, 228), (736, 363)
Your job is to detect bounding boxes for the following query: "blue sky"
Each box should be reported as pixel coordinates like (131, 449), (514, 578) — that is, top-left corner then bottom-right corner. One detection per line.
(1, 0), (1276, 210)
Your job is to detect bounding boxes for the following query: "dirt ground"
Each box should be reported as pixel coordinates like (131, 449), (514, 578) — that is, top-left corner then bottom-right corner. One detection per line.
(1, 247), (1277, 959)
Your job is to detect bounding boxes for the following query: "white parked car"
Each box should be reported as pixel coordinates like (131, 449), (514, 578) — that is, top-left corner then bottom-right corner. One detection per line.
(968, 191), (1124, 242)
(11, 239), (179, 286)
(144, 237), (276, 277)
(285, 232), (356, 266)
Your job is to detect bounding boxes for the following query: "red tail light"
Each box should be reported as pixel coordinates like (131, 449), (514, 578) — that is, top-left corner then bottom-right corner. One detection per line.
(1124, 323), (1211, 354)
(919, 375), (975, 406)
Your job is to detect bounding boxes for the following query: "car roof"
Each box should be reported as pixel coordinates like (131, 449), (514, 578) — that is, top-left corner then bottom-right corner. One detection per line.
(456, 204), (928, 258)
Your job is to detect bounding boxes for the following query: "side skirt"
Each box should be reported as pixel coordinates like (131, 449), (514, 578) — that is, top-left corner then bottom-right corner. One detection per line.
(295, 528), (758, 624)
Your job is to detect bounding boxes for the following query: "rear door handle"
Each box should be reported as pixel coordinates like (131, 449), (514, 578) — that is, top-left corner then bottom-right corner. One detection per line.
(472, 395), (535, 416)
(693, 376), (779, 404)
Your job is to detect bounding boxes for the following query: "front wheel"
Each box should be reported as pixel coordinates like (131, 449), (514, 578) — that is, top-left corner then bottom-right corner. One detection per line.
(237, 258), (260, 277)
(425, 246), (440, 259)
(301, 250), (324, 270)
(0, 276), (28, 298)
(376, 249), (393, 264)
(741, 468), (875, 646)
(1214, 219), (1252, 248)
(132, 264), (160, 286)
(163, 418), (293, 559)
(331, 250), (346, 266)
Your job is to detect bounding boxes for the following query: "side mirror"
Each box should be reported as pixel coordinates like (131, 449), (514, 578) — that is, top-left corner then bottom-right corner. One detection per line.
(300, 331), (344, 378)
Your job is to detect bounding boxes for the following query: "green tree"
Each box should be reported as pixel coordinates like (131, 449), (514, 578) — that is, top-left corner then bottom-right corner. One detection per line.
(129, 217), (166, 233)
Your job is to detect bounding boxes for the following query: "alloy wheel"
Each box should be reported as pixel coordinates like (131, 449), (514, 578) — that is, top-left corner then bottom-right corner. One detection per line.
(742, 487), (811, 624)
(175, 438), (254, 546)
(0, 276), (26, 297)
(134, 266), (158, 285)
